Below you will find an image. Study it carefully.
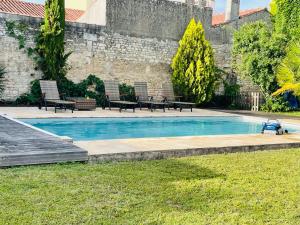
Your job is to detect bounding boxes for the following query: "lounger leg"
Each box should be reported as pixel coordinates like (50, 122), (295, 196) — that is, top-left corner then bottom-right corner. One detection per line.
(191, 106), (193, 112)
(163, 105), (165, 112)
(180, 106), (183, 112)
(108, 102), (111, 110)
(133, 105), (135, 112)
(151, 104), (153, 112)
(119, 104), (122, 112)
(45, 102), (48, 111)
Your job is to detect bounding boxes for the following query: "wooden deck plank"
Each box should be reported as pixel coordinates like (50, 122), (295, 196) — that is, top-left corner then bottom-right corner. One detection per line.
(0, 116), (88, 167)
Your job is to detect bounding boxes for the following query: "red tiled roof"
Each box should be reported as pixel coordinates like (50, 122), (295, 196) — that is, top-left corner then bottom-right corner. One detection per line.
(212, 8), (265, 26)
(0, 0), (84, 22)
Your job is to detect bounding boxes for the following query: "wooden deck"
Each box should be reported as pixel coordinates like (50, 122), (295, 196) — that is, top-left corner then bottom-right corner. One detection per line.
(0, 116), (88, 167)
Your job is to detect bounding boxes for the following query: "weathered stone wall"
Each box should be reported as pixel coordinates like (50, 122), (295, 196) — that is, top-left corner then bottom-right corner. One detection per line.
(0, 14), (42, 100)
(0, 2), (271, 101)
(65, 24), (178, 97)
(106, 0), (212, 40)
(0, 13), (178, 100)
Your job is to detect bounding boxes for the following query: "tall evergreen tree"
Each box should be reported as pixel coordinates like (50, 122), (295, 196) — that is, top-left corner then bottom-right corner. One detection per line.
(36, 0), (70, 81)
(171, 19), (216, 104)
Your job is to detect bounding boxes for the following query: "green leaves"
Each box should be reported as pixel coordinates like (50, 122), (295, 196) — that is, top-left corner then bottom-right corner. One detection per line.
(273, 42), (300, 96)
(271, 0), (300, 41)
(36, 0), (68, 81)
(232, 21), (287, 97)
(171, 19), (216, 104)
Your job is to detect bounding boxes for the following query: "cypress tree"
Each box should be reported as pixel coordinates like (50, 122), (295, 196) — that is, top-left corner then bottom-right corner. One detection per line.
(36, 0), (69, 81)
(171, 19), (216, 104)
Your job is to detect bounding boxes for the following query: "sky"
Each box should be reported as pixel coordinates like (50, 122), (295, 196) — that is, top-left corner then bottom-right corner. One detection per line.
(23, 0), (271, 13)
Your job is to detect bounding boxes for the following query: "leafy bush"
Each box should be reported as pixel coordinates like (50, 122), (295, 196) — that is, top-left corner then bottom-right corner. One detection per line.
(15, 75), (135, 107)
(0, 66), (5, 98)
(261, 97), (291, 112)
(171, 19), (216, 104)
(15, 80), (41, 105)
(232, 21), (287, 98)
(271, 0), (300, 41)
(119, 83), (135, 102)
(273, 42), (300, 96)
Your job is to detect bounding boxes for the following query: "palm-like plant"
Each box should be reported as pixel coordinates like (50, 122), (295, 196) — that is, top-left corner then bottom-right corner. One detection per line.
(0, 65), (5, 98)
(273, 42), (300, 96)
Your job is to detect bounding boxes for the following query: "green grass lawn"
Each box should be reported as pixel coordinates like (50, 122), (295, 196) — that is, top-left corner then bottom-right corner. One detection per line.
(0, 150), (299, 225)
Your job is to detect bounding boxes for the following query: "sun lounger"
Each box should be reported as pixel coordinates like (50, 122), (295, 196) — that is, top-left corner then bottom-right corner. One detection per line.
(39, 80), (75, 113)
(162, 82), (195, 112)
(134, 82), (167, 112)
(104, 80), (137, 112)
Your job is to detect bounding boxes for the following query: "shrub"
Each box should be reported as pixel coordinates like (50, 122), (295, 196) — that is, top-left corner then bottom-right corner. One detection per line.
(271, 0), (300, 41)
(273, 42), (300, 96)
(171, 18), (216, 104)
(232, 21), (287, 98)
(261, 97), (291, 112)
(15, 75), (135, 107)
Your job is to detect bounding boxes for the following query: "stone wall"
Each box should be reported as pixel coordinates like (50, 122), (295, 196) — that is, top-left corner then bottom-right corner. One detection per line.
(0, 13), (178, 100)
(0, 1), (271, 101)
(0, 14), (42, 100)
(106, 0), (212, 40)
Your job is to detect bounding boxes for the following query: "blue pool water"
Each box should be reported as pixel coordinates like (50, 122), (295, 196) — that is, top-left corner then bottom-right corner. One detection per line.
(20, 116), (298, 141)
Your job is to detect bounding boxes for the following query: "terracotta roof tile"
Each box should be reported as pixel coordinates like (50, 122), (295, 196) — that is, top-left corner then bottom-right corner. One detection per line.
(0, 0), (84, 21)
(212, 8), (265, 26)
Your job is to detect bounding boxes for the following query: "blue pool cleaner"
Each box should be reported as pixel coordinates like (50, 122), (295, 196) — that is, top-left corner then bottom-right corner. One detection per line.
(261, 119), (288, 135)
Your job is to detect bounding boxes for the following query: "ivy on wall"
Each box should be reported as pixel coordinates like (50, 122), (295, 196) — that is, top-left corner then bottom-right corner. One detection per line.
(5, 21), (29, 51)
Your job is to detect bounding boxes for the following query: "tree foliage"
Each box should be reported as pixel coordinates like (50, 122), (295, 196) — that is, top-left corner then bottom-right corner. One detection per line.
(171, 19), (216, 104)
(270, 0), (300, 40)
(273, 42), (300, 96)
(36, 0), (70, 82)
(232, 21), (286, 97)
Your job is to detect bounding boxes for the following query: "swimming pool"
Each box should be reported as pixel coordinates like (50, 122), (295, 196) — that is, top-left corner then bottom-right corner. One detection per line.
(21, 116), (299, 141)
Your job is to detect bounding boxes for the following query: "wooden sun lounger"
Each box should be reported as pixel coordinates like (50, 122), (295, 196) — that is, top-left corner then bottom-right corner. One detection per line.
(162, 82), (195, 112)
(104, 80), (137, 112)
(39, 80), (75, 113)
(134, 82), (167, 112)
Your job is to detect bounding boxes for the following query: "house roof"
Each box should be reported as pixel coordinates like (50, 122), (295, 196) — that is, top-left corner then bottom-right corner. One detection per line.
(0, 0), (84, 21)
(212, 8), (265, 26)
